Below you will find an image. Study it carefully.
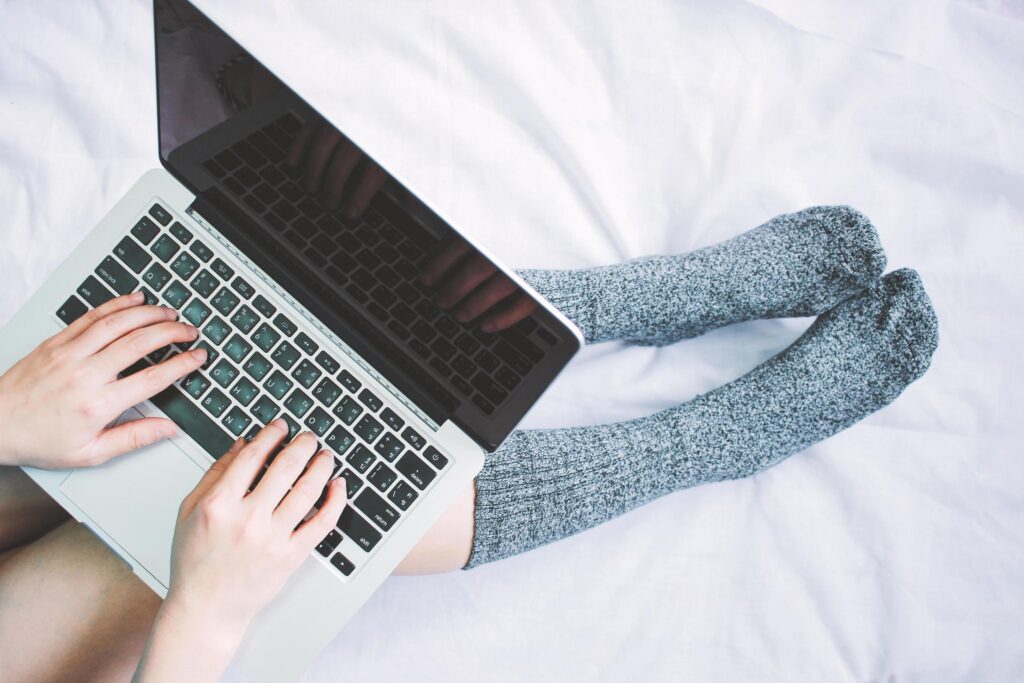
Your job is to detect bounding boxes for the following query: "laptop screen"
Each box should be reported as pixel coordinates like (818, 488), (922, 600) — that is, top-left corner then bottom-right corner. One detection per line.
(153, 0), (580, 450)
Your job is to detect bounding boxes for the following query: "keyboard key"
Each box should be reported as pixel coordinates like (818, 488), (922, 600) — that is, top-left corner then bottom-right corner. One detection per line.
(373, 433), (404, 463)
(338, 370), (361, 393)
(150, 234), (180, 263)
(222, 406), (252, 436)
(380, 408), (405, 432)
(252, 294), (277, 319)
(56, 295), (88, 325)
(231, 276), (255, 300)
(401, 427), (426, 451)
(353, 415), (383, 445)
(422, 446), (449, 470)
(211, 258), (234, 281)
(201, 387), (231, 418)
(303, 407), (333, 437)
(251, 394), (280, 424)
(396, 451), (436, 490)
(113, 236), (152, 273)
(329, 552), (355, 576)
(354, 489), (399, 531)
(346, 444), (375, 473)
(264, 370), (293, 400)
(338, 469), (364, 499)
(315, 351), (340, 375)
(141, 263), (171, 292)
(182, 299), (212, 327)
(189, 240), (214, 262)
(294, 332), (319, 356)
(316, 529), (342, 557)
(169, 221), (193, 243)
(495, 366), (521, 390)
(291, 358), (322, 389)
(325, 425), (356, 455)
(281, 414), (301, 440)
(333, 395), (363, 425)
(149, 203), (172, 225)
(211, 288), (240, 315)
(367, 462), (397, 492)
(387, 481), (418, 511)
(229, 376), (259, 406)
(203, 316), (231, 345)
(251, 322), (281, 352)
(210, 359), (239, 388)
(77, 275), (114, 308)
(357, 389), (383, 412)
(472, 395), (495, 414)
(131, 216), (160, 244)
(96, 256), (139, 295)
(151, 385), (233, 458)
(272, 341), (301, 370)
(471, 372), (509, 405)
(182, 371), (210, 400)
(284, 388), (313, 418)
(170, 252), (200, 280)
(338, 508), (381, 553)
(273, 313), (298, 336)
(139, 287), (159, 305)
(162, 280), (191, 309)
(192, 270), (219, 297)
(243, 352), (272, 382)
(311, 378), (341, 407)
(494, 341), (532, 376)
(223, 334), (253, 363)
(229, 304), (260, 334)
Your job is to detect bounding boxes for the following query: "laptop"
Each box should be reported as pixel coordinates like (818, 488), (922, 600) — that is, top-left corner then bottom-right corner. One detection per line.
(0, 1), (581, 680)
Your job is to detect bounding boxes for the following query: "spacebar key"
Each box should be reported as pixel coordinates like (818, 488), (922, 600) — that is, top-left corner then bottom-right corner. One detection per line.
(149, 386), (235, 459)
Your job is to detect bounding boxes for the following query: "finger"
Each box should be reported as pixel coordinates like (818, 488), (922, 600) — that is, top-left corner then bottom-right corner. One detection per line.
(418, 236), (472, 288)
(181, 437), (246, 517)
(107, 346), (206, 409)
(68, 304), (177, 358)
(433, 254), (497, 309)
(286, 120), (319, 171)
(450, 274), (518, 323)
(216, 419), (290, 497)
(320, 139), (362, 210)
(302, 126), (343, 194)
(291, 476), (347, 551)
(340, 159), (388, 220)
(273, 449), (334, 530)
(95, 320), (200, 377)
(52, 291), (145, 346)
(479, 294), (539, 332)
(249, 431), (319, 509)
(83, 416), (178, 466)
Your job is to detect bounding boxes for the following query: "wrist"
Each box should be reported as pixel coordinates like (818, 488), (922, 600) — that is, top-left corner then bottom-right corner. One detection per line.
(159, 591), (250, 657)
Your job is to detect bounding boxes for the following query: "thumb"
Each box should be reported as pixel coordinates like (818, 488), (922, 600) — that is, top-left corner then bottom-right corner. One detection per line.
(85, 417), (178, 466)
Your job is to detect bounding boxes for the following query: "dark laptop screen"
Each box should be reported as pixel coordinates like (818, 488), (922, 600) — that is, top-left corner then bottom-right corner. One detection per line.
(153, 0), (579, 450)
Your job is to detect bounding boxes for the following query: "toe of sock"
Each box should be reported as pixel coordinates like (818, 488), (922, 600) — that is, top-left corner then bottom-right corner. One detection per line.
(817, 205), (888, 286)
(875, 268), (940, 382)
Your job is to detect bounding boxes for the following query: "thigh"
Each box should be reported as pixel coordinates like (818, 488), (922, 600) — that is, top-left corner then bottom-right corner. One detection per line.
(0, 466), (69, 557)
(393, 482), (475, 575)
(0, 520), (160, 683)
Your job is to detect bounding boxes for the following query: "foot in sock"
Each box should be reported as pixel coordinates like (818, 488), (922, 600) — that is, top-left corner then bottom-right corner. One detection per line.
(466, 268), (938, 567)
(519, 205), (887, 345)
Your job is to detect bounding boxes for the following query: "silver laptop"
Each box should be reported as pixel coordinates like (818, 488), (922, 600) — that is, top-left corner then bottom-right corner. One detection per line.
(0, 1), (581, 680)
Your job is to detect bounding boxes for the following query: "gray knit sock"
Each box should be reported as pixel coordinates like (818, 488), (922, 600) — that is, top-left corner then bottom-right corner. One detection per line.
(519, 206), (887, 345)
(466, 268), (938, 568)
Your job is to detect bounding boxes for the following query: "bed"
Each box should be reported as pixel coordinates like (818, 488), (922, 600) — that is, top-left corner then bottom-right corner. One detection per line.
(1, 1), (1021, 680)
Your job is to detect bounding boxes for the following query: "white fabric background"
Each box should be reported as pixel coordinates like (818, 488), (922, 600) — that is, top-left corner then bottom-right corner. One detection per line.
(1, 1), (1022, 681)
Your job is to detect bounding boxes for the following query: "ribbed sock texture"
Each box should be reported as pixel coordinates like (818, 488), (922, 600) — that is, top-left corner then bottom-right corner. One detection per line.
(466, 268), (938, 568)
(519, 206), (887, 345)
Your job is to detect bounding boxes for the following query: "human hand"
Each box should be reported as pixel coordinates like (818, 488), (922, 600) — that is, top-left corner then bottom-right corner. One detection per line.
(164, 423), (345, 636)
(0, 291), (205, 469)
(419, 234), (538, 332)
(286, 119), (388, 220)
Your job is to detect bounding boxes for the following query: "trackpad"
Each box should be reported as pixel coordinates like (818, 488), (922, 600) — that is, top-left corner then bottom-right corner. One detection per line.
(60, 409), (204, 588)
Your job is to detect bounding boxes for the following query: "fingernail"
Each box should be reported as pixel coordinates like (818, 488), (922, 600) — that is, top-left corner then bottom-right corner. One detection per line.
(188, 325), (200, 338)
(192, 347), (207, 360)
(480, 321), (495, 333)
(454, 310), (470, 323)
(271, 418), (287, 430)
(131, 291), (145, 303)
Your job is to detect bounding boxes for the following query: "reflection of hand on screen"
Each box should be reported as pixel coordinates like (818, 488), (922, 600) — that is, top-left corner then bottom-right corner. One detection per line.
(419, 235), (537, 332)
(286, 120), (388, 221)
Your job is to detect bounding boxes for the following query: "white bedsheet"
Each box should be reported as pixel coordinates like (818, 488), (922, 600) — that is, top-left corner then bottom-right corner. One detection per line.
(2, 1), (1022, 681)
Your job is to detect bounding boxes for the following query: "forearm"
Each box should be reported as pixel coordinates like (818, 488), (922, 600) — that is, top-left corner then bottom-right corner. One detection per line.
(133, 597), (247, 683)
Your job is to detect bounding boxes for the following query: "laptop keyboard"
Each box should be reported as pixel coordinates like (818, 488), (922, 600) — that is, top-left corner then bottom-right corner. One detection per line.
(199, 112), (559, 416)
(55, 201), (453, 580)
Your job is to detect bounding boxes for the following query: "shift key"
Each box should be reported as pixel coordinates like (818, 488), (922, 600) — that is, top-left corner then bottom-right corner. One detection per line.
(95, 256), (139, 295)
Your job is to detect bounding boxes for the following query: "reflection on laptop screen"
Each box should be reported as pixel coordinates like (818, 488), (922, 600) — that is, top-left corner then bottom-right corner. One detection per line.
(154, 0), (579, 449)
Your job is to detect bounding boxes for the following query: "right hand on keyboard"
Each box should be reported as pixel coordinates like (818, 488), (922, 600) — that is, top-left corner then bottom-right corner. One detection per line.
(0, 291), (206, 469)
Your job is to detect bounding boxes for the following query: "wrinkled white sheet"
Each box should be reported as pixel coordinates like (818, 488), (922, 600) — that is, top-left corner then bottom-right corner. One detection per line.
(1, 1), (1022, 681)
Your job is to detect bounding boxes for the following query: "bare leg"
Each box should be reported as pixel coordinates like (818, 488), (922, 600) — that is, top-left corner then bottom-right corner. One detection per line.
(0, 467), (69, 560)
(394, 483), (475, 575)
